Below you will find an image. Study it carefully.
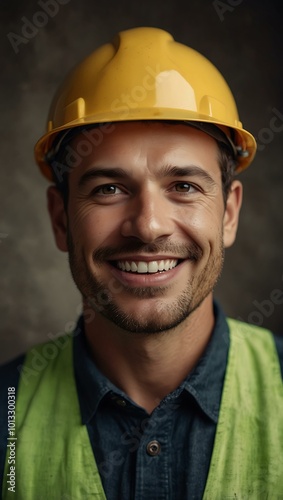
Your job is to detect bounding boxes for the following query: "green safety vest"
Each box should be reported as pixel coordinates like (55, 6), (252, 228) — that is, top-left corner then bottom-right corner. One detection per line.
(2, 319), (283, 499)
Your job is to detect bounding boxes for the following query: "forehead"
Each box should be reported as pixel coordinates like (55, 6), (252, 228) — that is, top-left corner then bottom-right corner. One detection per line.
(70, 121), (220, 176)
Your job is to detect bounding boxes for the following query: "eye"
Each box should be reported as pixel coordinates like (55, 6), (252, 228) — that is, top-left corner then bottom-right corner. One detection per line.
(174, 182), (198, 193)
(93, 184), (123, 195)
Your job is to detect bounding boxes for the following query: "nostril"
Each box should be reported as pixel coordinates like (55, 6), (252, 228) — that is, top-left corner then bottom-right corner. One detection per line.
(120, 215), (175, 242)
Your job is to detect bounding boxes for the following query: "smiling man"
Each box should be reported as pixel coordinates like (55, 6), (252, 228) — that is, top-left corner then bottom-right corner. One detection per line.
(1, 27), (283, 499)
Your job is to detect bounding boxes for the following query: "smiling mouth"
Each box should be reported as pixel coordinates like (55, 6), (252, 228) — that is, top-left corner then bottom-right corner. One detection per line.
(110, 259), (182, 274)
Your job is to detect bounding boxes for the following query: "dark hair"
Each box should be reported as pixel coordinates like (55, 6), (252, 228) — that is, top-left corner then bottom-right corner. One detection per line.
(50, 124), (237, 208)
(217, 144), (237, 204)
(50, 151), (70, 208)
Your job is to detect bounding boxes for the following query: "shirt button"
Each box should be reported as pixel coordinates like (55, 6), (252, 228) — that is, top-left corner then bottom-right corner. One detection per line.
(146, 440), (161, 456)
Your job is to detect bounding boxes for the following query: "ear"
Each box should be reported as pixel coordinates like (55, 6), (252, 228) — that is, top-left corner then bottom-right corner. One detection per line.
(223, 180), (243, 248)
(47, 186), (68, 252)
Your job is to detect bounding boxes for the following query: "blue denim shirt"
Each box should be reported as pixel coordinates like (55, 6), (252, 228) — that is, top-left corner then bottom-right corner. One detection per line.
(73, 304), (230, 500)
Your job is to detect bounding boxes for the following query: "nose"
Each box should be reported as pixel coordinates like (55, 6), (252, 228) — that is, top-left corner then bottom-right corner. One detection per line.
(120, 189), (175, 243)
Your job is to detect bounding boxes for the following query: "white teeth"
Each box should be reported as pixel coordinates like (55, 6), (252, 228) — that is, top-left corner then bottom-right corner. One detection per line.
(148, 261), (159, 273)
(131, 262), (138, 272)
(137, 262), (148, 273)
(116, 259), (178, 274)
(158, 260), (164, 271)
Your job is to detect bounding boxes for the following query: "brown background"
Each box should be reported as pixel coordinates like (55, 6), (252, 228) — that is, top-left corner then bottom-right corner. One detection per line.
(1, 0), (283, 363)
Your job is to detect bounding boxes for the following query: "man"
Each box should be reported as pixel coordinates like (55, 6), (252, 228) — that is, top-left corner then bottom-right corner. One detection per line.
(1, 27), (283, 499)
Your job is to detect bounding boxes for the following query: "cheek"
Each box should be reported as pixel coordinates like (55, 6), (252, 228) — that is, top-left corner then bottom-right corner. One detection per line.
(177, 202), (224, 249)
(68, 203), (123, 249)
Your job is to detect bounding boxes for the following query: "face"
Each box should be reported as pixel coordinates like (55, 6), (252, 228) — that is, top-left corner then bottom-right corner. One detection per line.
(48, 122), (242, 334)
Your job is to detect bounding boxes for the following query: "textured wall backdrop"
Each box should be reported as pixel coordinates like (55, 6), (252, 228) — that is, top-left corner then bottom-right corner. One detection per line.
(1, 0), (282, 363)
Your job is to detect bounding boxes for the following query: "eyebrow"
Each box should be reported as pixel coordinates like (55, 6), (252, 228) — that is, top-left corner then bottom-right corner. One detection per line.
(159, 165), (216, 187)
(78, 165), (216, 188)
(78, 168), (128, 187)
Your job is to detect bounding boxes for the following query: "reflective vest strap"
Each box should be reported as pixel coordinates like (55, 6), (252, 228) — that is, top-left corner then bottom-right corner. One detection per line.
(2, 335), (106, 500)
(203, 319), (283, 499)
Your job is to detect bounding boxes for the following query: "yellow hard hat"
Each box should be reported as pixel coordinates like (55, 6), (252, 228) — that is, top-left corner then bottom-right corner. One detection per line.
(34, 27), (257, 180)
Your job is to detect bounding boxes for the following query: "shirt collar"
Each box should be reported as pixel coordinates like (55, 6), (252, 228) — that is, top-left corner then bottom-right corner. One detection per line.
(73, 317), (121, 424)
(73, 302), (230, 425)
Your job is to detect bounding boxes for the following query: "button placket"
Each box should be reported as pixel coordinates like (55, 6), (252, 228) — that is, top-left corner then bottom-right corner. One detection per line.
(135, 405), (173, 499)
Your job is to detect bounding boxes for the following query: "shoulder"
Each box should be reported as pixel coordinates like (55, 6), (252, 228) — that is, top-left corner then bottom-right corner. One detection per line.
(227, 318), (283, 378)
(0, 332), (74, 391)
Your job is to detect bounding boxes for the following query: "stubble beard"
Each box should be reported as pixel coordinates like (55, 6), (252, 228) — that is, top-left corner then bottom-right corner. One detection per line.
(67, 230), (224, 335)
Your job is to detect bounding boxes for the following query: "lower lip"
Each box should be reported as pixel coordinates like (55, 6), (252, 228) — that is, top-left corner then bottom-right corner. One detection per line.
(107, 260), (187, 287)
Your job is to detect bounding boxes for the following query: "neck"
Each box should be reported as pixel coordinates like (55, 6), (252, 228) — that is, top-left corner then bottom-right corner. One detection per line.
(84, 295), (215, 413)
